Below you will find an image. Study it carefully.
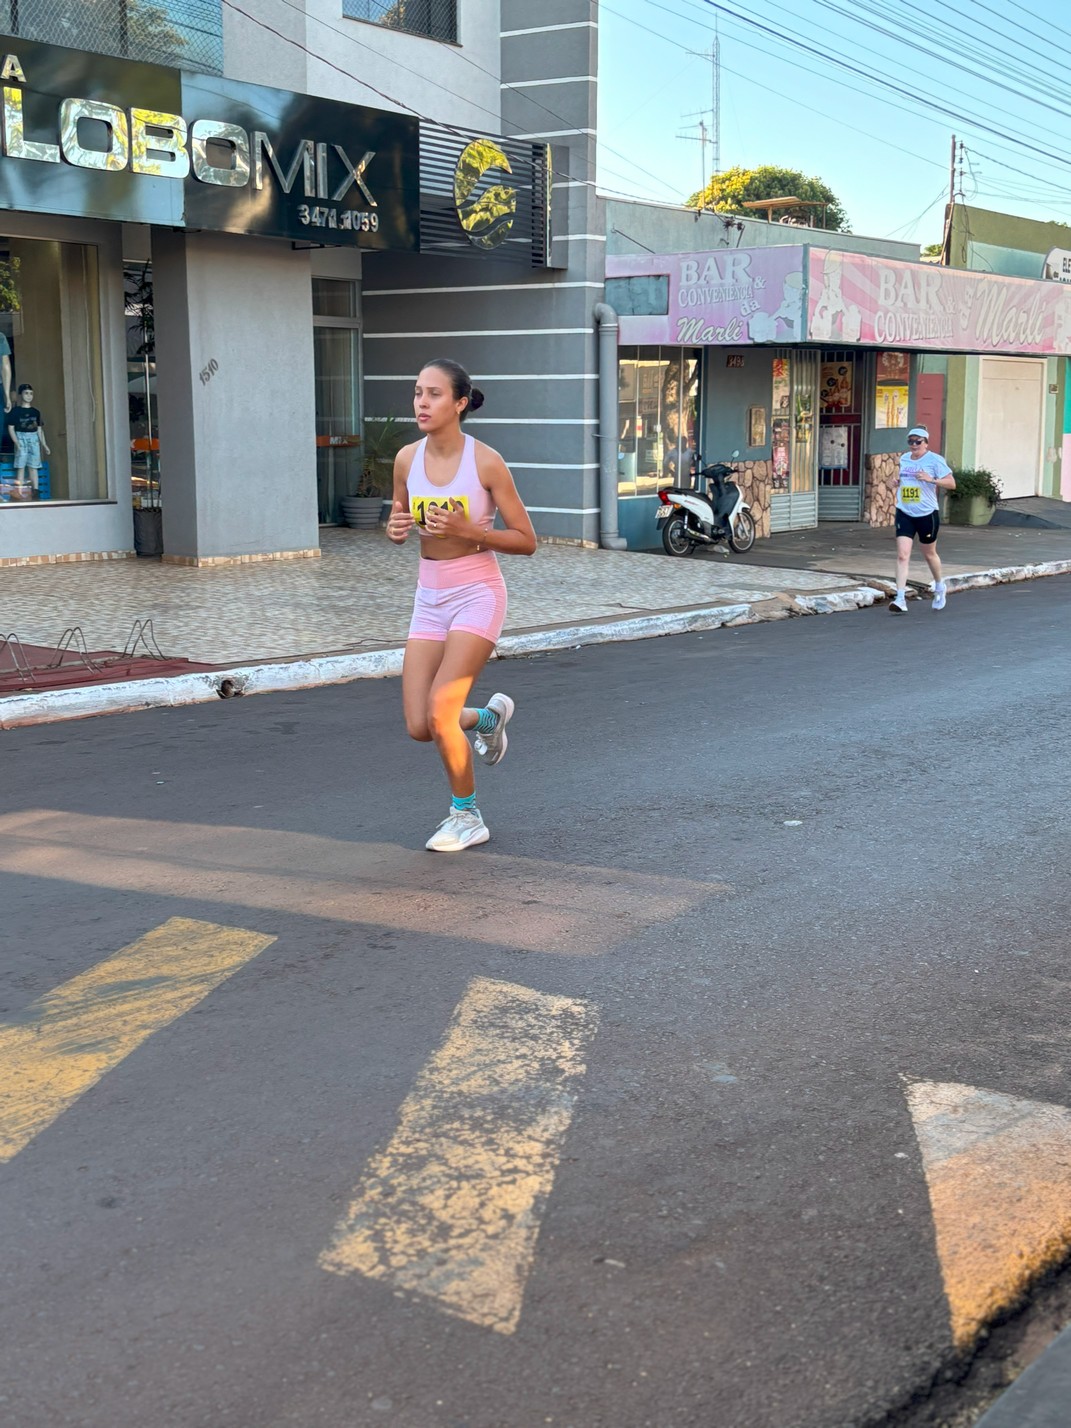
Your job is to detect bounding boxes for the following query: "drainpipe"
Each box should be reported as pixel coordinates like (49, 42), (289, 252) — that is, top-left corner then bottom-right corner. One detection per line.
(594, 301), (627, 549)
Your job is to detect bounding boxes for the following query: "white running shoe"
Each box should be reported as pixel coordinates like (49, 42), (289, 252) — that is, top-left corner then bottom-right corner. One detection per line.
(889, 592), (908, 615)
(425, 807), (490, 852)
(473, 692), (515, 767)
(932, 581), (947, 611)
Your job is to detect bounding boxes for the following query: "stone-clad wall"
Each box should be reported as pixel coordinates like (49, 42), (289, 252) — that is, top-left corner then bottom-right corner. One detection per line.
(735, 460), (774, 539)
(864, 453), (899, 527)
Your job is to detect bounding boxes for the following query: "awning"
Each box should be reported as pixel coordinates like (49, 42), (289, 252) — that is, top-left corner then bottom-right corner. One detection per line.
(606, 246), (1071, 357)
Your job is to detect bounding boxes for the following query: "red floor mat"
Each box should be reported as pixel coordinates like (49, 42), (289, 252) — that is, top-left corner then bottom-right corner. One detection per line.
(0, 642), (221, 694)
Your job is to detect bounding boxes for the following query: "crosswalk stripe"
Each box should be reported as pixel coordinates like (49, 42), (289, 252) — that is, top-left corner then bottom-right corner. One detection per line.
(320, 976), (597, 1335)
(0, 916), (275, 1163)
(906, 1077), (1071, 1350)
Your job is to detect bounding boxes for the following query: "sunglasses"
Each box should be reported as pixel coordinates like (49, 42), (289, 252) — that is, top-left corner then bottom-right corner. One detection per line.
(907, 437), (925, 444)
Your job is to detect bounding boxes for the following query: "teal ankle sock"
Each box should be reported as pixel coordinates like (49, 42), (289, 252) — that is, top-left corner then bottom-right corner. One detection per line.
(452, 793), (477, 813)
(474, 707), (498, 735)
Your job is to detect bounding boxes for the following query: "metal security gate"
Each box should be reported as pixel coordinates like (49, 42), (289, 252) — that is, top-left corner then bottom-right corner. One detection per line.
(769, 347), (819, 532)
(818, 349), (863, 521)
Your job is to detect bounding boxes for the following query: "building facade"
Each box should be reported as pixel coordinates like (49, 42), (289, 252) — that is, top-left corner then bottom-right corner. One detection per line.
(599, 200), (1071, 548)
(0, 0), (603, 565)
(943, 204), (1071, 502)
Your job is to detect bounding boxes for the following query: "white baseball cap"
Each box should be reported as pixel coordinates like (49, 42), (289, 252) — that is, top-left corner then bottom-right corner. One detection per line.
(907, 426), (929, 440)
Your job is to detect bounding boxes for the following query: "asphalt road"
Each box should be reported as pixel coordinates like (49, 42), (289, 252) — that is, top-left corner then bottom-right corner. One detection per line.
(2, 576), (1071, 1428)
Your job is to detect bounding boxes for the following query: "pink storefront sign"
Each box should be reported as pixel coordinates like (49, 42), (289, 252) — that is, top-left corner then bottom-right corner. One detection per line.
(807, 249), (1071, 355)
(609, 248), (806, 347)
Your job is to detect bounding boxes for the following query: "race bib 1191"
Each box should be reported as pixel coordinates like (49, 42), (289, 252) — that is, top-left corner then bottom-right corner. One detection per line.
(900, 484), (921, 504)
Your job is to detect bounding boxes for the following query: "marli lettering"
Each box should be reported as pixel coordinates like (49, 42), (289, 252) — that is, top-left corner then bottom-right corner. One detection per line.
(676, 315), (745, 344)
(0, 55), (378, 206)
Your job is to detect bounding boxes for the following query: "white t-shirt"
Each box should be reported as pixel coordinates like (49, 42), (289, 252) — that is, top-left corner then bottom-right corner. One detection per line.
(897, 451), (950, 517)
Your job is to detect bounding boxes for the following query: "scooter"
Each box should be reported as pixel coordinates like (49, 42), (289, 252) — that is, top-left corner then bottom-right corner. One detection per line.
(656, 450), (756, 557)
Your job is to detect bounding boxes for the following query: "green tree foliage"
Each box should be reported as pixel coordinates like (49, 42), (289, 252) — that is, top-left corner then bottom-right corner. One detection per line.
(687, 166), (850, 233)
(921, 242), (943, 258)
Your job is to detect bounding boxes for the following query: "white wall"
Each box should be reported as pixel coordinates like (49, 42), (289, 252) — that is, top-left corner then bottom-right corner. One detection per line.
(223, 0), (501, 131)
(154, 231), (319, 559)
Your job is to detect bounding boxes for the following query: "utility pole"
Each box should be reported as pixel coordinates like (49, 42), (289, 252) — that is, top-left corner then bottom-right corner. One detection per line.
(681, 31), (721, 204)
(710, 31), (721, 180)
(941, 133), (960, 267)
(678, 114), (711, 197)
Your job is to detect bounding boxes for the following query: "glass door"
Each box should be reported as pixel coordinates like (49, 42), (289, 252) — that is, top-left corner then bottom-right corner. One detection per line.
(312, 278), (361, 525)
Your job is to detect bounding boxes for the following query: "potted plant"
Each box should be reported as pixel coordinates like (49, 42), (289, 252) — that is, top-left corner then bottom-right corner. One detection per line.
(947, 467), (1002, 527)
(340, 415), (414, 530)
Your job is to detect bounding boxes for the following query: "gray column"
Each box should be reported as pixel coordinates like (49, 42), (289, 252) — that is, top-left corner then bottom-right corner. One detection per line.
(152, 230), (319, 564)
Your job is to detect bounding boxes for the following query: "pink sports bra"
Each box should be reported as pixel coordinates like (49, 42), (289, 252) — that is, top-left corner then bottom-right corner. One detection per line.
(407, 434), (495, 540)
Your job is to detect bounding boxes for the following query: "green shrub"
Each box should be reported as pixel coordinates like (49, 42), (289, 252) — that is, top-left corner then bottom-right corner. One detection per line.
(950, 467), (1002, 505)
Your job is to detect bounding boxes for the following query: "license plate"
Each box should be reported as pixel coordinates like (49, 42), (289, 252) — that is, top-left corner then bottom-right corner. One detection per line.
(656, 505), (677, 521)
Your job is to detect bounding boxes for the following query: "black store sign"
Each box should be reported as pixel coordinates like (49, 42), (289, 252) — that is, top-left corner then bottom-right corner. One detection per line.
(0, 37), (420, 249)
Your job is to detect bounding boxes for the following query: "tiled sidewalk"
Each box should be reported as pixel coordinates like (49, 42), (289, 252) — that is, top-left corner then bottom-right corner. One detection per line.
(0, 528), (855, 666)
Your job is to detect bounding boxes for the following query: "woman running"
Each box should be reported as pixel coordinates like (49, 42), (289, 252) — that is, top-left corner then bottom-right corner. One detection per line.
(387, 359), (537, 852)
(889, 425), (956, 614)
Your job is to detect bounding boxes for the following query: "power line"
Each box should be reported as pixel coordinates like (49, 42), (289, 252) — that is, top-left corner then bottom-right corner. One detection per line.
(605, 0), (944, 181)
(694, 0), (1071, 178)
(221, 0), (684, 205)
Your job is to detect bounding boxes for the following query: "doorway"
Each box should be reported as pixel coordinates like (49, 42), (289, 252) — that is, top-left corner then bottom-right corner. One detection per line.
(313, 278), (362, 524)
(769, 348), (819, 531)
(976, 357), (1044, 500)
(817, 349), (862, 520)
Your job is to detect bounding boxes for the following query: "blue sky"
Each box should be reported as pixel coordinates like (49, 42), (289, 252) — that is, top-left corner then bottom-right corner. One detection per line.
(597, 0), (1071, 247)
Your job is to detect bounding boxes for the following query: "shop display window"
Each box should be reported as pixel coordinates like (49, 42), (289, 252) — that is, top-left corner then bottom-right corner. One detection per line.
(0, 238), (106, 507)
(617, 347), (700, 495)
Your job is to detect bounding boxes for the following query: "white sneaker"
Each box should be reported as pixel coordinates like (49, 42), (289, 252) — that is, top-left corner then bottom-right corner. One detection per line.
(425, 807), (490, 852)
(932, 581), (947, 611)
(889, 592), (908, 614)
(473, 693), (515, 767)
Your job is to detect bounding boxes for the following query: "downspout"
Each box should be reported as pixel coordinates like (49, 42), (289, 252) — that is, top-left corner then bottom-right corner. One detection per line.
(594, 301), (627, 549)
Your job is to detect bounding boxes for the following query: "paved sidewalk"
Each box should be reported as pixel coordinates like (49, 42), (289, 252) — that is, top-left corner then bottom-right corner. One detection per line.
(651, 502), (1071, 588)
(2, 511), (1071, 725)
(0, 527), (857, 667)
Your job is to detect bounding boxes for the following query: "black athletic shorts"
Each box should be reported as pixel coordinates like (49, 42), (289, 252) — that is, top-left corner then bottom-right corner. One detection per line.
(895, 509), (940, 544)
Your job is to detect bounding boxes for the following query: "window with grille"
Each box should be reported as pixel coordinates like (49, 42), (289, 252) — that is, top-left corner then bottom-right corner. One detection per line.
(342, 0), (457, 44)
(6, 1), (224, 75)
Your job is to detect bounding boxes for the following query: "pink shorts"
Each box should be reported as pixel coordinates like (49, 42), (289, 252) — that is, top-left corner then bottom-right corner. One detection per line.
(408, 551), (508, 644)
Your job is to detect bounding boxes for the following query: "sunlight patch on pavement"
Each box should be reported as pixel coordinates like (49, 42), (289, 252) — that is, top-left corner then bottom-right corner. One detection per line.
(0, 810), (726, 954)
(0, 916), (274, 1162)
(906, 1077), (1071, 1351)
(320, 976), (597, 1334)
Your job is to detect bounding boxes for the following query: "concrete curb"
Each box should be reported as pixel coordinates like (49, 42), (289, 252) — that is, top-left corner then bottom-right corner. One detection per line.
(2, 557), (1068, 728)
(943, 558), (1071, 592)
(0, 585), (880, 728)
(974, 1321), (1071, 1427)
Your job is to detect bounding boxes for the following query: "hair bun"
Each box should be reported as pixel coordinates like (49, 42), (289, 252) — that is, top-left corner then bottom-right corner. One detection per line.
(468, 387), (485, 413)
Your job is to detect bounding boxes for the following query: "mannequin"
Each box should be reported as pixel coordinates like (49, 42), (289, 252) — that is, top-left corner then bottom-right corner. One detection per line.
(7, 382), (50, 498)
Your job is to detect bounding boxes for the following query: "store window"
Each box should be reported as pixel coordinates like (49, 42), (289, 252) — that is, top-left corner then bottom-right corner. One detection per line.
(0, 238), (106, 507)
(342, 0), (457, 43)
(617, 347), (700, 495)
(313, 279), (362, 523)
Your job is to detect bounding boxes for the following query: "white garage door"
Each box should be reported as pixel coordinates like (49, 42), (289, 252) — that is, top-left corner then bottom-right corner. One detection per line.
(976, 357), (1044, 499)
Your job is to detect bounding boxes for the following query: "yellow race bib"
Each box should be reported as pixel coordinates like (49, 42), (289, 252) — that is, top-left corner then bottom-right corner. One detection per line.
(411, 494), (470, 534)
(900, 484), (921, 504)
